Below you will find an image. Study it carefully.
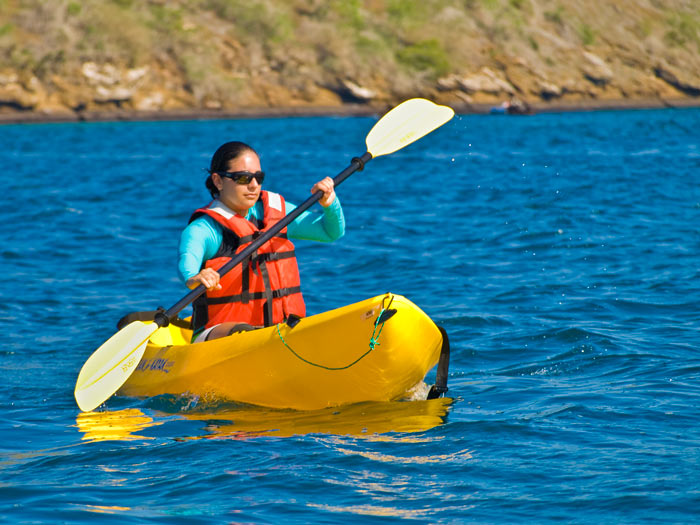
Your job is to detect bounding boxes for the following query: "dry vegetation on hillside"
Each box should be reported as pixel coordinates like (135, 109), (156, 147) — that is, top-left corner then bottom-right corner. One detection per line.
(0, 0), (699, 119)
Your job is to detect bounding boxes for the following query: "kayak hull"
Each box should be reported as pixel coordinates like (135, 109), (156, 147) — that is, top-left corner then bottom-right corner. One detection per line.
(117, 293), (444, 410)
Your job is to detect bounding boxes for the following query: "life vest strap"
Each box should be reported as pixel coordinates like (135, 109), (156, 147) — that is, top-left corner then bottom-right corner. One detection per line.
(204, 286), (303, 306)
(241, 253), (252, 304)
(238, 231), (288, 245)
(249, 249), (296, 267)
(257, 254), (274, 326)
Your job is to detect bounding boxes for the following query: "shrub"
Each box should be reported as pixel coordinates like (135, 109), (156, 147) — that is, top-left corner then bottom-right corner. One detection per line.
(396, 38), (450, 78)
(580, 23), (595, 45)
(0, 23), (13, 37)
(67, 2), (81, 16)
(664, 12), (700, 49)
(544, 6), (565, 26)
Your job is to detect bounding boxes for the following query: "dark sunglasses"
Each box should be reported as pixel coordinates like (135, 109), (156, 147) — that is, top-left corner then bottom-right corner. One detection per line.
(218, 170), (265, 185)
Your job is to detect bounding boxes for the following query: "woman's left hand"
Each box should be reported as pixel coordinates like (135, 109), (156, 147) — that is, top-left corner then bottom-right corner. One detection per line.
(311, 176), (336, 207)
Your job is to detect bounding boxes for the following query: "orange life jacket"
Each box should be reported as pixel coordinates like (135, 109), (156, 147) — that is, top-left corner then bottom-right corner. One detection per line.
(189, 191), (306, 332)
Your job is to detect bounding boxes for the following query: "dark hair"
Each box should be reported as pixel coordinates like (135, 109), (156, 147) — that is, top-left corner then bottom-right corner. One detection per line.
(205, 141), (258, 198)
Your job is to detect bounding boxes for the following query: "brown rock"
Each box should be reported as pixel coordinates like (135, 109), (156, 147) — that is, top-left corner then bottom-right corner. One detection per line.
(338, 79), (376, 102)
(95, 85), (134, 103)
(0, 82), (40, 110)
(502, 65), (538, 97)
(581, 52), (613, 86)
(458, 67), (515, 95)
(537, 80), (563, 99)
(654, 62), (700, 96)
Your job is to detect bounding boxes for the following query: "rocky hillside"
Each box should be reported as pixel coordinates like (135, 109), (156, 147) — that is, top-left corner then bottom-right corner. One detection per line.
(1, 0), (699, 121)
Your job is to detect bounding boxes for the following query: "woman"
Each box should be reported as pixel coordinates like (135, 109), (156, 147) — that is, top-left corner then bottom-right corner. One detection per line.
(179, 141), (344, 342)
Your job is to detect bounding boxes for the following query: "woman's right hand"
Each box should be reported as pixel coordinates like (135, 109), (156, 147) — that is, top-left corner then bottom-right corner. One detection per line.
(311, 176), (336, 207)
(186, 267), (222, 291)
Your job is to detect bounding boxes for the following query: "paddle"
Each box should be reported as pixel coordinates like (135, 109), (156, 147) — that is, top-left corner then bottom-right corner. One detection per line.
(74, 97), (455, 412)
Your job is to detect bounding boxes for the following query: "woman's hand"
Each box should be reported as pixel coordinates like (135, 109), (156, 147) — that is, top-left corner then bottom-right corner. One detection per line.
(311, 176), (336, 207)
(186, 267), (222, 291)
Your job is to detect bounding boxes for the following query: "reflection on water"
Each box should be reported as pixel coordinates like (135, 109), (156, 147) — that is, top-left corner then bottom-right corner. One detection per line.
(81, 505), (132, 515)
(75, 398), (453, 441)
(308, 501), (477, 519)
(183, 397), (453, 439)
(75, 408), (162, 442)
(307, 503), (435, 519)
(330, 445), (472, 464)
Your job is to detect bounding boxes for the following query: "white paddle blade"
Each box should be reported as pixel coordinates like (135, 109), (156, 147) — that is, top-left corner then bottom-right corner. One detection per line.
(74, 321), (158, 412)
(366, 98), (454, 158)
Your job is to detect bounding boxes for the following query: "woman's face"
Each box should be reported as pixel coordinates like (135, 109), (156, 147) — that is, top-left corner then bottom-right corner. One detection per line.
(213, 150), (262, 215)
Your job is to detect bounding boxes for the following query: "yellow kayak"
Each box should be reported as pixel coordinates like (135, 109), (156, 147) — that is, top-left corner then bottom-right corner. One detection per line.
(116, 293), (449, 410)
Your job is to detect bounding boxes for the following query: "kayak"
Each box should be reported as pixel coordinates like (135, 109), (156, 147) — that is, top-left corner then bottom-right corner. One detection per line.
(117, 293), (448, 410)
(116, 293), (449, 410)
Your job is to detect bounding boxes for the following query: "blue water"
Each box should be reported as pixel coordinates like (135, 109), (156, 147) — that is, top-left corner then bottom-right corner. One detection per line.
(1, 107), (699, 523)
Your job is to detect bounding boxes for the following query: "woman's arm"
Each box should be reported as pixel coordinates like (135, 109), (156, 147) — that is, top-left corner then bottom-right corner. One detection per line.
(287, 197), (345, 242)
(178, 216), (223, 285)
(286, 176), (345, 242)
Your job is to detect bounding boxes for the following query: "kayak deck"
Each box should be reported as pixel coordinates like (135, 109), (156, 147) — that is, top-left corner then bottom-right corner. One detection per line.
(117, 293), (445, 410)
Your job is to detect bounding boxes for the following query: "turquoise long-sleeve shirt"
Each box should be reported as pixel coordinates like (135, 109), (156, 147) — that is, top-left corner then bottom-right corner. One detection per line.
(178, 196), (344, 282)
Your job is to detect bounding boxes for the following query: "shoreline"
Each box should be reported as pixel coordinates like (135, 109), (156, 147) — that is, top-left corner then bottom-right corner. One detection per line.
(1, 97), (698, 125)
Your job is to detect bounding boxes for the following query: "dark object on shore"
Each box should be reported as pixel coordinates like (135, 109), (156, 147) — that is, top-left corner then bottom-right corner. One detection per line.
(490, 97), (533, 115)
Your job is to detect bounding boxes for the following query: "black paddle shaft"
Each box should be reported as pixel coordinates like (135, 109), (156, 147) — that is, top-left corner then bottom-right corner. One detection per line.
(157, 151), (374, 327)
